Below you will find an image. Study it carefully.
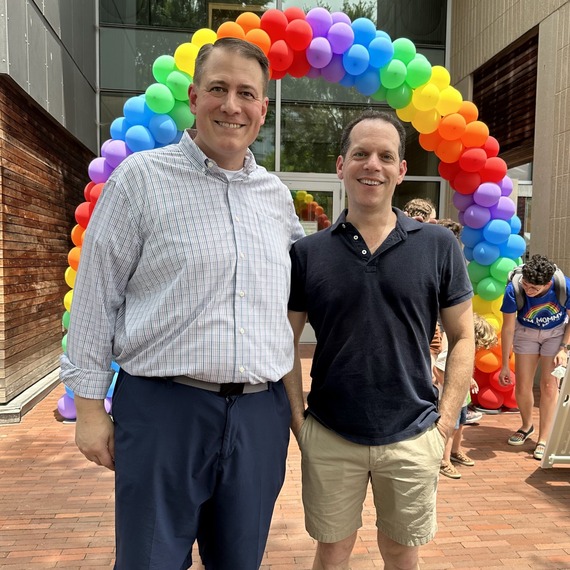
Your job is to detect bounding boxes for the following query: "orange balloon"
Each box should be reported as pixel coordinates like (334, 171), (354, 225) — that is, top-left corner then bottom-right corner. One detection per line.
(418, 130), (442, 151)
(475, 348), (501, 373)
(435, 139), (463, 163)
(236, 12), (261, 34)
(70, 224), (85, 247)
(461, 120), (489, 147)
(68, 247), (81, 271)
(217, 21), (246, 40)
(458, 101), (479, 124)
(245, 28), (271, 55)
(438, 113), (466, 141)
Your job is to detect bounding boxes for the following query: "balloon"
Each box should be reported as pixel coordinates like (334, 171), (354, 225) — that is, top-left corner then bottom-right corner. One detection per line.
(473, 241), (500, 266)
(104, 139), (130, 168)
(418, 130), (442, 152)
(152, 55), (176, 84)
(498, 176), (514, 196)
(438, 113), (466, 140)
(477, 386), (504, 409)
(459, 148), (487, 172)
(461, 226), (483, 248)
(148, 114), (178, 145)
(412, 109), (440, 134)
(463, 244), (473, 260)
(168, 100), (195, 131)
(430, 65), (450, 90)
(462, 120), (489, 147)
(483, 219), (511, 245)
(306, 66), (321, 79)
(405, 54), (431, 88)
(288, 49), (311, 78)
(395, 102), (416, 122)
(342, 44), (369, 75)
(490, 256), (517, 282)
(284, 7), (306, 22)
(145, 83), (175, 114)
(498, 234), (526, 258)
(464, 204), (491, 229)
(191, 27), (218, 47)
(235, 12), (261, 34)
(489, 196), (516, 220)
(452, 170), (480, 195)
(58, 394), (77, 420)
(481, 157), (508, 182)
(467, 260), (490, 284)
(88, 157), (113, 184)
(104, 397), (113, 414)
(305, 7), (333, 37)
(110, 117), (131, 141)
(475, 349), (501, 373)
(509, 215), (522, 234)
(320, 54), (345, 83)
(285, 19), (313, 51)
(411, 83), (440, 111)
(75, 201), (91, 228)
(483, 136), (500, 157)
(62, 310), (71, 331)
(458, 100), (478, 123)
(268, 39), (294, 71)
(354, 67), (381, 96)
(125, 125), (155, 152)
(371, 85), (387, 102)
(173, 42), (200, 75)
(331, 11), (351, 25)
(63, 289), (74, 312)
(245, 28), (271, 55)
(305, 37), (333, 69)
(476, 275), (504, 300)
(368, 36), (394, 68)
(436, 86), (462, 115)
(351, 17), (376, 46)
(435, 139), (463, 162)
(123, 96), (154, 127)
(386, 83), (413, 108)
(438, 160), (461, 181)
(166, 71), (192, 101)
(502, 385), (518, 408)
(70, 224), (85, 247)
(379, 58), (407, 89)
(482, 312), (502, 331)
(473, 182), (501, 207)
(327, 22), (354, 54)
(64, 266), (77, 288)
(217, 21), (246, 40)
(392, 37), (416, 64)
(90, 183), (104, 203)
(453, 192), (474, 214)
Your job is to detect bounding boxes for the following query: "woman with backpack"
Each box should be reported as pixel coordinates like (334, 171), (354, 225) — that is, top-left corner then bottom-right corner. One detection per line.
(499, 254), (570, 460)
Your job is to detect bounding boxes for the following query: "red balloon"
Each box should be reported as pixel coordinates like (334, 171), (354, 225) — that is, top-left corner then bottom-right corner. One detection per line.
(89, 182), (105, 203)
(260, 9), (288, 42)
(284, 6), (306, 22)
(477, 386), (504, 410)
(288, 49), (311, 78)
(482, 136), (500, 158)
(270, 67), (287, 80)
(473, 368), (492, 389)
(286, 19), (313, 51)
(268, 40), (294, 71)
(438, 160), (461, 181)
(451, 170), (480, 195)
(458, 148), (487, 173)
(75, 201), (91, 228)
(489, 370), (515, 393)
(480, 156), (508, 183)
(502, 389), (518, 409)
(84, 181), (95, 201)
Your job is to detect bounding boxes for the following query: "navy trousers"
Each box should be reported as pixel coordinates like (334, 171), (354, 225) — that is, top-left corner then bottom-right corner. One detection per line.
(112, 372), (291, 569)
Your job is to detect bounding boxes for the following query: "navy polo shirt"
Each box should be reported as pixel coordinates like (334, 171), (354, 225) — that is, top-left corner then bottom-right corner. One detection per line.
(289, 208), (473, 445)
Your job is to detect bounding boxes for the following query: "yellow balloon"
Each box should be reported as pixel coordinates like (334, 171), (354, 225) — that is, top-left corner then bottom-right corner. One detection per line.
(191, 28), (217, 49)
(430, 66), (451, 90)
(63, 290), (74, 312)
(411, 83), (440, 112)
(64, 267), (77, 289)
(304, 194), (314, 204)
(174, 43), (199, 76)
(396, 102), (416, 123)
(482, 312), (502, 332)
(491, 296), (504, 318)
(472, 295), (493, 316)
(436, 86), (463, 116)
(411, 109), (441, 134)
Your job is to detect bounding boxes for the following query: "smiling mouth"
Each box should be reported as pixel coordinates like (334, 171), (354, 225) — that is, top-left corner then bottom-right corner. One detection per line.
(358, 178), (382, 186)
(216, 121), (244, 129)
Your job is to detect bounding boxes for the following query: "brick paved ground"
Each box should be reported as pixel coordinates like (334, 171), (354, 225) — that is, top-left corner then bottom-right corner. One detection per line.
(1, 351), (570, 569)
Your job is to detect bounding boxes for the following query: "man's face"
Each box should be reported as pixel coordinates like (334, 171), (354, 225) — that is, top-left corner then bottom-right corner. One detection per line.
(336, 119), (407, 211)
(189, 48), (268, 170)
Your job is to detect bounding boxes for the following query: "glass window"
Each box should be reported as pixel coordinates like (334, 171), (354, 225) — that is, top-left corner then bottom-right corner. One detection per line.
(393, 180), (440, 213)
(100, 0), (150, 26)
(100, 93), (131, 142)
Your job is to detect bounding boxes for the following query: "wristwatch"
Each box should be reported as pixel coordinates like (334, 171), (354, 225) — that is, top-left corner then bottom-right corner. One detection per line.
(560, 344), (570, 351)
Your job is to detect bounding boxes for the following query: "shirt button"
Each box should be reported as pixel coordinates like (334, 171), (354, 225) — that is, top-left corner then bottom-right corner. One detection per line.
(342, 223), (346, 228)
(235, 216), (240, 222)
(239, 252), (245, 259)
(239, 291), (245, 298)
(353, 235), (358, 240)
(206, 160), (214, 168)
(239, 366), (245, 374)
(362, 249), (367, 254)
(239, 327), (245, 334)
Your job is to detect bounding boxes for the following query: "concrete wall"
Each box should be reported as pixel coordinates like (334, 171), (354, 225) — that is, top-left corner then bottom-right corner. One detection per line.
(0, 0), (97, 153)
(449, 0), (570, 273)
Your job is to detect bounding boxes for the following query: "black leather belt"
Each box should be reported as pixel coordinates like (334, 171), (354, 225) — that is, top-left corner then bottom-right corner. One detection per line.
(172, 375), (270, 396)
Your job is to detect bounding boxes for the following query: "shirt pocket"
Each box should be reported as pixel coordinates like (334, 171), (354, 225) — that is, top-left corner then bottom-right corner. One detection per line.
(255, 211), (290, 266)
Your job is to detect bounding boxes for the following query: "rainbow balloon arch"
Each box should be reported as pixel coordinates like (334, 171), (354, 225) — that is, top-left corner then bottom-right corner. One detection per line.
(58, 7), (523, 419)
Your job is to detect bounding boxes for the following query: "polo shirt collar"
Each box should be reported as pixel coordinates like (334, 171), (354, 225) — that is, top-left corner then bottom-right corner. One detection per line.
(331, 208), (425, 236)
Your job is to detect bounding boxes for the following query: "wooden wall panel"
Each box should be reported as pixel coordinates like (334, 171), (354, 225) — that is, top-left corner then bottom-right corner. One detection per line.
(0, 75), (94, 403)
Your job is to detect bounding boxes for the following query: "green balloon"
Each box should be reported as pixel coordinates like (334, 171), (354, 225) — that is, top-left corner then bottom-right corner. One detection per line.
(152, 55), (176, 84)
(380, 59), (407, 89)
(490, 256), (517, 282)
(371, 85), (387, 102)
(62, 311), (70, 330)
(168, 100), (195, 131)
(386, 83), (413, 109)
(477, 276), (504, 301)
(145, 83), (175, 114)
(467, 261), (490, 285)
(62, 333), (67, 353)
(405, 55), (432, 89)
(392, 37), (416, 65)
(166, 70), (193, 101)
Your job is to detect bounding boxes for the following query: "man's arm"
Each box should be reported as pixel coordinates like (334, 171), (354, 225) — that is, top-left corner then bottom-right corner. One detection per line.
(282, 310), (307, 440)
(438, 300), (475, 439)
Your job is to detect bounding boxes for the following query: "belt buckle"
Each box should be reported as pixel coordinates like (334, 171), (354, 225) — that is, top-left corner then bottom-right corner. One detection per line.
(219, 383), (245, 397)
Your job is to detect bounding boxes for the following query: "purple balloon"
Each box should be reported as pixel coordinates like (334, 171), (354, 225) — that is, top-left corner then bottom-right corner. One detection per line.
(306, 7), (333, 37)
(342, 44), (370, 76)
(327, 22), (354, 55)
(464, 204), (491, 229)
(473, 182), (501, 208)
(88, 157), (113, 184)
(104, 139), (130, 168)
(331, 11), (351, 25)
(307, 37), (333, 69)
(489, 196), (516, 220)
(498, 175), (514, 196)
(321, 54), (346, 83)
(453, 192), (474, 212)
(100, 139), (112, 157)
(306, 66), (321, 79)
(58, 394), (77, 420)
(104, 397), (112, 414)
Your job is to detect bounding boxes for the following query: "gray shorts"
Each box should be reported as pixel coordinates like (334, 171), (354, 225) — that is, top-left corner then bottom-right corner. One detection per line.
(513, 321), (565, 356)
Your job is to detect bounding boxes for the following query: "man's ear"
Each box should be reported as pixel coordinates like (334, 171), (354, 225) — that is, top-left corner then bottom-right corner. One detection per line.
(336, 155), (344, 180)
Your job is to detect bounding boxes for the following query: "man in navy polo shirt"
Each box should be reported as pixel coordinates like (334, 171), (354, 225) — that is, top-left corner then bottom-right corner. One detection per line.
(286, 110), (475, 570)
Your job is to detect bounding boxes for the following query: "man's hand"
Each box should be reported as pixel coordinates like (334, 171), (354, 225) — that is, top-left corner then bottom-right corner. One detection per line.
(74, 396), (115, 471)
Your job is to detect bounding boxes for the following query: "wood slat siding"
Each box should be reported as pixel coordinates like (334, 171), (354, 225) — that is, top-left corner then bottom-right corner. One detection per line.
(0, 75), (94, 403)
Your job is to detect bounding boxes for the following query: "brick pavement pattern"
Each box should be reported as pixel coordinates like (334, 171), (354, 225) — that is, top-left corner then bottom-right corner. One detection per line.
(1, 352), (570, 569)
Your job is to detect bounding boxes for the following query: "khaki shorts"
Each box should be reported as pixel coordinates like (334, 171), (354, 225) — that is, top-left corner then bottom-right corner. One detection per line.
(513, 321), (565, 357)
(299, 415), (445, 546)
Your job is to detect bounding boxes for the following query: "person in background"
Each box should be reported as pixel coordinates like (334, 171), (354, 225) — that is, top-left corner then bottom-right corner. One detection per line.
(499, 254), (570, 460)
(286, 110), (474, 570)
(60, 38), (304, 569)
(403, 197), (437, 222)
(435, 313), (497, 478)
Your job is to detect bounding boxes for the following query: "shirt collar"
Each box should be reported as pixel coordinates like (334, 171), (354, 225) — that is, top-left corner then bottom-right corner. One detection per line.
(331, 208), (424, 235)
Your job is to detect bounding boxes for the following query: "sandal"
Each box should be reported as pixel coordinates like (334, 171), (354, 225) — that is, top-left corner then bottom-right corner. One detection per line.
(440, 461), (461, 479)
(507, 425), (534, 446)
(533, 442), (546, 460)
(450, 450), (475, 466)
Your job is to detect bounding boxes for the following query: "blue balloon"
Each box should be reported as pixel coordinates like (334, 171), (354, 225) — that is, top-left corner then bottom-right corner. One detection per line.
(110, 117), (131, 141)
(376, 30), (392, 41)
(148, 114), (178, 145)
(473, 241), (501, 266)
(342, 44), (370, 76)
(351, 17), (376, 46)
(111, 361), (120, 372)
(123, 96), (155, 127)
(65, 385), (75, 400)
(354, 67), (381, 96)
(338, 72), (356, 87)
(482, 219), (511, 245)
(106, 372), (118, 398)
(172, 130), (183, 144)
(125, 125), (155, 152)
(463, 246), (474, 262)
(499, 234), (526, 259)
(460, 226), (483, 248)
(509, 215), (522, 234)
(368, 36), (394, 68)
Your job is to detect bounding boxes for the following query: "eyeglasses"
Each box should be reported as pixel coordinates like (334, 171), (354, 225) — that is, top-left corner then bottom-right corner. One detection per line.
(520, 279), (547, 293)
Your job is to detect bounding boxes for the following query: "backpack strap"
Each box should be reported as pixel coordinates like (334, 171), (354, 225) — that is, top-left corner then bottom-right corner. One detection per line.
(553, 267), (567, 308)
(510, 272), (525, 311)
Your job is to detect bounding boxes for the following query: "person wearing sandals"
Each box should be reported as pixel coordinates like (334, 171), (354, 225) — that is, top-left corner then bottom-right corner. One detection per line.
(434, 314), (498, 478)
(499, 255), (570, 460)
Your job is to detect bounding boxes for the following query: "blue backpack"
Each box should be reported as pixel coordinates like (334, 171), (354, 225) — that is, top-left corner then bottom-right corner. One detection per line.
(507, 265), (567, 311)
